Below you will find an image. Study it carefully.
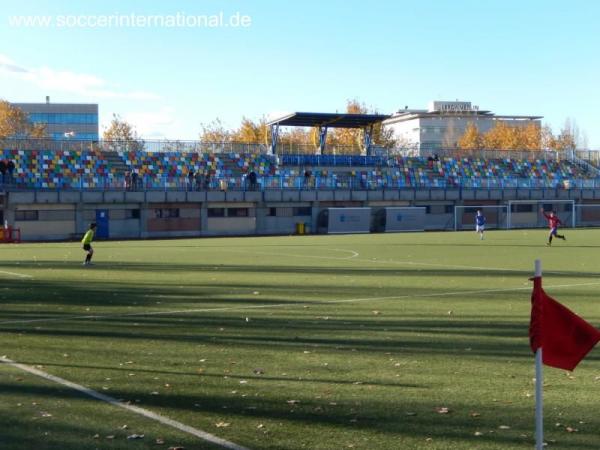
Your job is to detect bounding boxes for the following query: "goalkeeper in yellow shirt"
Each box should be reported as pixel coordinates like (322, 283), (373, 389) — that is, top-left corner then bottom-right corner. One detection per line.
(81, 222), (97, 266)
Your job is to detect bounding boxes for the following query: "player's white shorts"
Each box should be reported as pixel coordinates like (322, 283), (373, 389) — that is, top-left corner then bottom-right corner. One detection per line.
(476, 225), (485, 233)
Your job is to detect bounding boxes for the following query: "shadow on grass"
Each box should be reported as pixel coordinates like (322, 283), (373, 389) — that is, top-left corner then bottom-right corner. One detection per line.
(13, 360), (427, 389)
(3, 260), (600, 279)
(1, 380), (598, 450)
(0, 314), (546, 361)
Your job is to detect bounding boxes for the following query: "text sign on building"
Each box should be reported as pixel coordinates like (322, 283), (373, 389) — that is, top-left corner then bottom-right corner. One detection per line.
(430, 101), (479, 113)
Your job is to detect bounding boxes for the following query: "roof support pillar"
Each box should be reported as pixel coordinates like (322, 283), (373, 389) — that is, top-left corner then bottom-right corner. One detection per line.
(318, 126), (328, 155)
(270, 124), (280, 155)
(363, 124), (374, 156)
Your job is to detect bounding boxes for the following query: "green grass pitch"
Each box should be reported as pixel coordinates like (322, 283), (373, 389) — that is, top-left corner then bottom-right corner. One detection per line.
(1, 229), (599, 450)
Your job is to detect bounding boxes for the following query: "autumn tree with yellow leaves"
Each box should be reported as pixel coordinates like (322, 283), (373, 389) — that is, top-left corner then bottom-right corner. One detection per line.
(231, 116), (270, 144)
(102, 114), (144, 151)
(0, 100), (47, 139)
(199, 118), (232, 143)
(199, 99), (397, 153)
(328, 99), (396, 150)
(457, 120), (549, 151)
(457, 122), (482, 150)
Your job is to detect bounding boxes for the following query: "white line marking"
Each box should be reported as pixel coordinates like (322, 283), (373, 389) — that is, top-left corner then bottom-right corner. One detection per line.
(367, 258), (581, 276)
(0, 270), (33, 278)
(0, 356), (250, 450)
(219, 247), (577, 275)
(220, 247), (360, 261)
(330, 248), (359, 259)
(2, 281), (600, 326)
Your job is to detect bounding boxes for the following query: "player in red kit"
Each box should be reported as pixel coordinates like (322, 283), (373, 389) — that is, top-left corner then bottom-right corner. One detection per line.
(541, 208), (566, 246)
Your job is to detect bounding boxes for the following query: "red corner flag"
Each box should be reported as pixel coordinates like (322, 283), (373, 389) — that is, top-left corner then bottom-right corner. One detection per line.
(530, 277), (600, 371)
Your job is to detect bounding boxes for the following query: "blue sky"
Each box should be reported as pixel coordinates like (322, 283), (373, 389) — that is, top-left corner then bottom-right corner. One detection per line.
(1, 0), (598, 146)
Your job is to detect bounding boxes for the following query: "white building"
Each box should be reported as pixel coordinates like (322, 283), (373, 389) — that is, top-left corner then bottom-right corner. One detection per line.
(383, 100), (542, 153)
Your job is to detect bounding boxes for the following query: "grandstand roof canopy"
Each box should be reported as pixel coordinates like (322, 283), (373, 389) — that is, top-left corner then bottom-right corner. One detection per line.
(267, 112), (391, 128)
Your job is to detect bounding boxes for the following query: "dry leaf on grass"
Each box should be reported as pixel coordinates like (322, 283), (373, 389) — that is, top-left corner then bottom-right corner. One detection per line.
(127, 434), (144, 439)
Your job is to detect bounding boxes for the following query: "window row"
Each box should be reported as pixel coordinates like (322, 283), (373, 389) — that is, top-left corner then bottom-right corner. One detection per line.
(267, 207), (312, 217)
(208, 208), (250, 218)
(29, 113), (99, 125)
(17, 209), (141, 221)
(51, 133), (99, 140)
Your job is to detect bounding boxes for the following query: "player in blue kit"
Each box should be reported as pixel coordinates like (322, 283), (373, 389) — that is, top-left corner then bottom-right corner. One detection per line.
(475, 210), (486, 240)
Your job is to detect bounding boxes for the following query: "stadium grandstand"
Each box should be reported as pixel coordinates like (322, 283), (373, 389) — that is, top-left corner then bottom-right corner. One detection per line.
(2, 112), (600, 241)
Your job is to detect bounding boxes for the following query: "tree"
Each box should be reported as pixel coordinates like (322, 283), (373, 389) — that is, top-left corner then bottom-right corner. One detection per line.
(102, 114), (144, 151)
(541, 124), (557, 150)
(482, 122), (526, 150)
(232, 116), (270, 144)
(330, 99), (397, 152)
(278, 127), (313, 153)
(464, 121), (541, 151)
(481, 122), (507, 149)
(0, 99), (47, 139)
(457, 122), (482, 150)
(540, 119), (586, 152)
(556, 118), (581, 150)
(199, 118), (232, 143)
(520, 122), (541, 150)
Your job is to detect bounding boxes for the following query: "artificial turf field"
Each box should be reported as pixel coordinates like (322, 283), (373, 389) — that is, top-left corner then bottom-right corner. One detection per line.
(1, 229), (600, 450)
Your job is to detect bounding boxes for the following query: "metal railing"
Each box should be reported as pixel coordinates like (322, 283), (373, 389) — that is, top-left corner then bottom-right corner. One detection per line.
(575, 150), (600, 167)
(0, 138), (271, 154)
(3, 174), (599, 192)
(1, 137), (587, 162)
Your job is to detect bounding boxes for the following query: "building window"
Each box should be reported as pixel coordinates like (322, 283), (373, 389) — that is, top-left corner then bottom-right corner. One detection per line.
(15, 210), (39, 221)
(228, 208), (249, 217)
(274, 207), (293, 217)
(293, 207), (312, 216)
(38, 210), (75, 221)
(28, 113), (99, 125)
(127, 209), (140, 219)
(154, 208), (180, 218)
(208, 208), (225, 217)
(267, 207), (277, 217)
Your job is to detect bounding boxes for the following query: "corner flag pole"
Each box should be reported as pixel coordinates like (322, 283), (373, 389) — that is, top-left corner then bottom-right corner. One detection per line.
(534, 259), (544, 450)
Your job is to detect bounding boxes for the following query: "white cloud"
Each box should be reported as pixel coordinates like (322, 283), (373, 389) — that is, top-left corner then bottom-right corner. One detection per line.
(121, 107), (178, 139)
(0, 54), (28, 73)
(0, 53), (159, 100)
